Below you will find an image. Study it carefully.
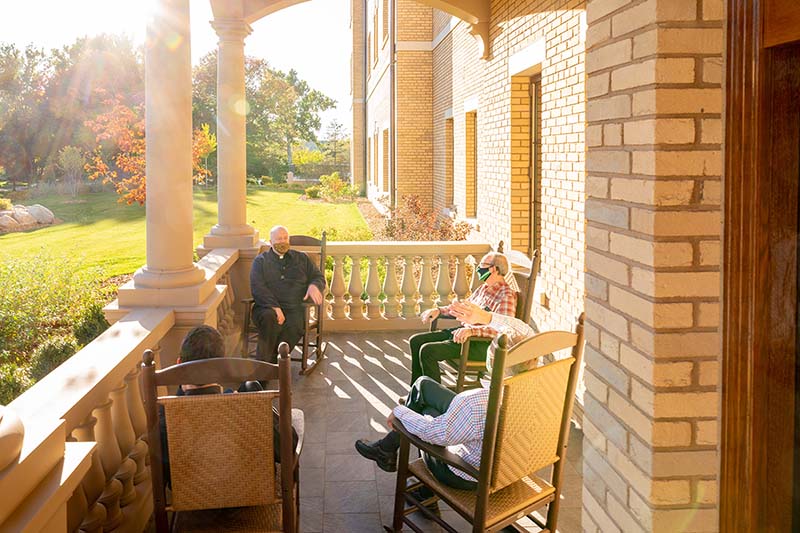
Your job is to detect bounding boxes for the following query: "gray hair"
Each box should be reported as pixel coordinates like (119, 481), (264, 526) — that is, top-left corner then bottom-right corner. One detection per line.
(486, 252), (509, 276)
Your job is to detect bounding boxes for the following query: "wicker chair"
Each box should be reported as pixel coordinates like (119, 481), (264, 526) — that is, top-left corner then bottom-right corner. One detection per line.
(242, 232), (327, 375)
(389, 313), (585, 533)
(431, 249), (541, 391)
(143, 343), (304, 533)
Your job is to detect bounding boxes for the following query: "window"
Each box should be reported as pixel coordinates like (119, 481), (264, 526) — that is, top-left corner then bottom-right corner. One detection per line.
(373, 9), (379, 67)
(529, 76), (542, 255)
(382, 0), (389, 44)
(445, 118), (454, 207)
(382, 129), (390, 193)
(465, 111), (478, 218)
(373, 132), (379, 187)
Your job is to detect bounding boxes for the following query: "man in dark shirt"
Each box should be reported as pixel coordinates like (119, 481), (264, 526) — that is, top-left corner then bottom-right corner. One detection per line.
(250, 225), (326, 363)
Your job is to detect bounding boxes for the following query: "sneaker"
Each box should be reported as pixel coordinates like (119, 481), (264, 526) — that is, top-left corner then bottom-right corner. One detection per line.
(355, 439), (398, 472)
(406, 487), (440, 517)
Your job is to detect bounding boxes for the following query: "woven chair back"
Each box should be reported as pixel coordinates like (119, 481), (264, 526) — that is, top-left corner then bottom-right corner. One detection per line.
(489, 356), (574, 492)
(161, 391), (278, 511)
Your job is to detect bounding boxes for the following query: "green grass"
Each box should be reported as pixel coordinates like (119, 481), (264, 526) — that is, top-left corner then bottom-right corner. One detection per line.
(0, 188), (371, 278)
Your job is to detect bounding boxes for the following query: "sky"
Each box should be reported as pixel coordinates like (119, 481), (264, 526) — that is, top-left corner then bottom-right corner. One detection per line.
(0, 0), (352, 135)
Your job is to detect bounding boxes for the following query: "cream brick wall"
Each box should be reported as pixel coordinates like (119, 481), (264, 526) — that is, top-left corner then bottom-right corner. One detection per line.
(583, 0), (724, 531)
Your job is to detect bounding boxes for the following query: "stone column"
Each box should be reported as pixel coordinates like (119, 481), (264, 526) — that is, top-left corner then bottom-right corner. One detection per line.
(135, 0), (203, 289)
(203, 17), (259, 249)
(582, 0), (723, 532)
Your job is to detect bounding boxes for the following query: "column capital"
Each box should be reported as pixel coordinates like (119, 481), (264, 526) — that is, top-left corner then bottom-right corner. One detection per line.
(211, 18), (252, 42)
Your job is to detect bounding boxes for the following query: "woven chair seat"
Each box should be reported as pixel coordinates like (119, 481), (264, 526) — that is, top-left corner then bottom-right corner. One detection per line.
(172, 504), (282, 532)
(408, 459), (555, 528)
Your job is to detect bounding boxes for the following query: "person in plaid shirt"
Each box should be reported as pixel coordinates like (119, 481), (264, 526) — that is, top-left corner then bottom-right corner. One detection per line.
(408, 252), (517, 384)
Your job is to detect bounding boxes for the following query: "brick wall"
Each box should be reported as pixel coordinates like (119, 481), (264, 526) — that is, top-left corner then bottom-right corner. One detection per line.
(582, 0), (723, 531)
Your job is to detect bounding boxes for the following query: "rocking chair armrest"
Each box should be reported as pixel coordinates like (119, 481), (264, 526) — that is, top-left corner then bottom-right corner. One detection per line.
(430, 315), (458, 332)
(242, 297), (255, 304)
(392, 419), (480, 480)
(291, 408), (305, 468)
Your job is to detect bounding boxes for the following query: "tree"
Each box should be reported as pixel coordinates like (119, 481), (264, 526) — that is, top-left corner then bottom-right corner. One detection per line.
(324, 120), (347, 165)
(0, 44), (53, 189)
(193, 123), (216, 185)
(57, 145), (84, 197)
(85, 95), (215, 205)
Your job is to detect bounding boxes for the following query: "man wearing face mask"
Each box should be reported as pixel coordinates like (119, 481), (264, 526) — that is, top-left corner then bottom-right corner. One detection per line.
(408, 252), (517, 384)
(250, 225), (326, 363)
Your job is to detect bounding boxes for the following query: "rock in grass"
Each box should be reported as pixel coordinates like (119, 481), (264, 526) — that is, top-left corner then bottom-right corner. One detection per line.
(0, 214), (20, 231)
(26, 205), (55, 224)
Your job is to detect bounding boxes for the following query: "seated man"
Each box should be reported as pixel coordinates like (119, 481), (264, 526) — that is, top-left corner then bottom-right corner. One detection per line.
(355, 311), (535, 516)
(250, 225), (326, 363)
(161, 325), (296, 485)
(409, 252), (517, 384)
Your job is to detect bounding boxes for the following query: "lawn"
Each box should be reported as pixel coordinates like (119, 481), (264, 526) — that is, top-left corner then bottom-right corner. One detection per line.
(0, 188), (371, 278)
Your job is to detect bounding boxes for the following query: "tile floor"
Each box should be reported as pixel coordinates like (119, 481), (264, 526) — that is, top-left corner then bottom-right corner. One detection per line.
(289, 331), (583, 533)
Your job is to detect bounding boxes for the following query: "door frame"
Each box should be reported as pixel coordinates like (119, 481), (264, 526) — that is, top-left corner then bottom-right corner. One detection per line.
(722, 0), (800, 530)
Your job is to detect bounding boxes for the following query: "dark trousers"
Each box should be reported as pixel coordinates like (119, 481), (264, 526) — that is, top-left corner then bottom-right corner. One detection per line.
(384, 377), (478, 491)
(409, 328), (491, 384)
(253, 306), (305, 363)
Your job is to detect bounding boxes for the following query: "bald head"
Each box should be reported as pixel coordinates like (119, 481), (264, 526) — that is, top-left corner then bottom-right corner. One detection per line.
(270, 225), (289, 242)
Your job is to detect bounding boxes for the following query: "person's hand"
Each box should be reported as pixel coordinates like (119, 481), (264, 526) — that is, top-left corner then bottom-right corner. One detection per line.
(450, 300), (492, 326)
(306, 284), (323, 305)
(452, 327), (474, 344)
(420, 307), (441, 324)
(273, 307), (285, 325)
(387, 412), (397, 430)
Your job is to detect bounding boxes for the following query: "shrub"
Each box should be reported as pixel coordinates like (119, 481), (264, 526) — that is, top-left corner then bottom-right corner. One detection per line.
(73, 301), (110, 346)
(0, 253), (108, 361)
(0, 364), (33, 405)
(382, 195), (473, 241)
(28, 335), (78, 381)
(0, 198), (11, 210)
(319, 172), (356, 202)
(305, 185), (321, 199)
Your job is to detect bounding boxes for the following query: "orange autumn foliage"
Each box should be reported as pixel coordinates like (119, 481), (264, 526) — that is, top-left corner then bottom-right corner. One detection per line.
(85, 94), (215, 205)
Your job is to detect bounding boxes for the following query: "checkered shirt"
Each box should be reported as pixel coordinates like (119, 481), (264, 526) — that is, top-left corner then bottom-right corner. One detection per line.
(393, 387), (489, 481)
(442, 279), (517, 340)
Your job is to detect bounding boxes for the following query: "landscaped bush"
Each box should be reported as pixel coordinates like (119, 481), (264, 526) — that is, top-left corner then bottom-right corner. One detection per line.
(305, 185), (321, 199)
(319, 172), (356, 202)
(0, 198), (11, 210)
(28, 335), (79, 381)
(382, 195), (472, 241)
(73, 301), (110, 346)
(0, 253), (108, 363)
(0, 363), (33, 405)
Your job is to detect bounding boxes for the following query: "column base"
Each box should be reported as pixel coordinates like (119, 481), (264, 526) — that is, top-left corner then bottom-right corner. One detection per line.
(132, 264), (205, 290)
(203, 225), (259, 249)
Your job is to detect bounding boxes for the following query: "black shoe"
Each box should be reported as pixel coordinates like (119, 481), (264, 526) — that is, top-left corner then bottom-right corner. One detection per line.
(406, 487), (440, 517)
(355, 439), (397, 472)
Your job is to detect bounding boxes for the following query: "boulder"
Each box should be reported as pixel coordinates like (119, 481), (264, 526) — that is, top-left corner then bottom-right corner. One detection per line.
(27, 204), (55, 224)
(0, 215), (20, 231)
(11, 207), (36, 226)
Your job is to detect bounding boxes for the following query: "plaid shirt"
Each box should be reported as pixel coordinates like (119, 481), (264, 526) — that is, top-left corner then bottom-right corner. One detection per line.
(442, 280), (517, 340)
(394, 387), (489, 481)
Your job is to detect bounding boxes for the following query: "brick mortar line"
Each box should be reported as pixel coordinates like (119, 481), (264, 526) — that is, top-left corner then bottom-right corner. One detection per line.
(585, 221), (721, 242)
(585, 297), (722, 331)
(586, 198), (721, 211)
(585, 21), (724, 53)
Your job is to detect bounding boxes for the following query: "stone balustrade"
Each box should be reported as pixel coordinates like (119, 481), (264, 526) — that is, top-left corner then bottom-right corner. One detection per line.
(313, 241), (493, 331)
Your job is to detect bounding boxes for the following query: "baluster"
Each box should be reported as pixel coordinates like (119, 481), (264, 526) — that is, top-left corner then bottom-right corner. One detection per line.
(470, 255), (481, 291)
(435, 254), (452, 306)
(454, 254), (470, 300)
(67, 435), (89, 532)
(418, 255), (436, 312)
(348, 256), (365, 319)
(109, 383), (138, 507)
(125, 368), (150, 483)
(400, 255), (417, 318)
(93, 399), (125, 529)
(365, 255), (382, 318)
(383, 255), (400, 318)
(72, 413), (115, 531)
(330, 255), (347, 319)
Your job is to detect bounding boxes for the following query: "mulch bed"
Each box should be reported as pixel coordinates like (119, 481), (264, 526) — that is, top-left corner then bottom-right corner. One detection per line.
(355, 199), (387, 240)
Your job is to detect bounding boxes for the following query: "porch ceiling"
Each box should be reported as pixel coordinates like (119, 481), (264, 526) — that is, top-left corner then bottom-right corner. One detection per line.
(210, 0), (311, 24)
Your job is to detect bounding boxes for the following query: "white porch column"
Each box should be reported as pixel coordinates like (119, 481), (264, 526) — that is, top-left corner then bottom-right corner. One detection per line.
(135, 0), (204, 289)
(203, 17), (259, 249)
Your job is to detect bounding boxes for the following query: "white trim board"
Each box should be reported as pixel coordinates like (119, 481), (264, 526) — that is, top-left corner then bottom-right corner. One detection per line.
(508, 38), (545, 77)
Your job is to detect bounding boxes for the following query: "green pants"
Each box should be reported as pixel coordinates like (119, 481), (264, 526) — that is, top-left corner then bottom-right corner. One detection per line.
(409, 328), (490, 384)
(401, 377), (478, 491)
